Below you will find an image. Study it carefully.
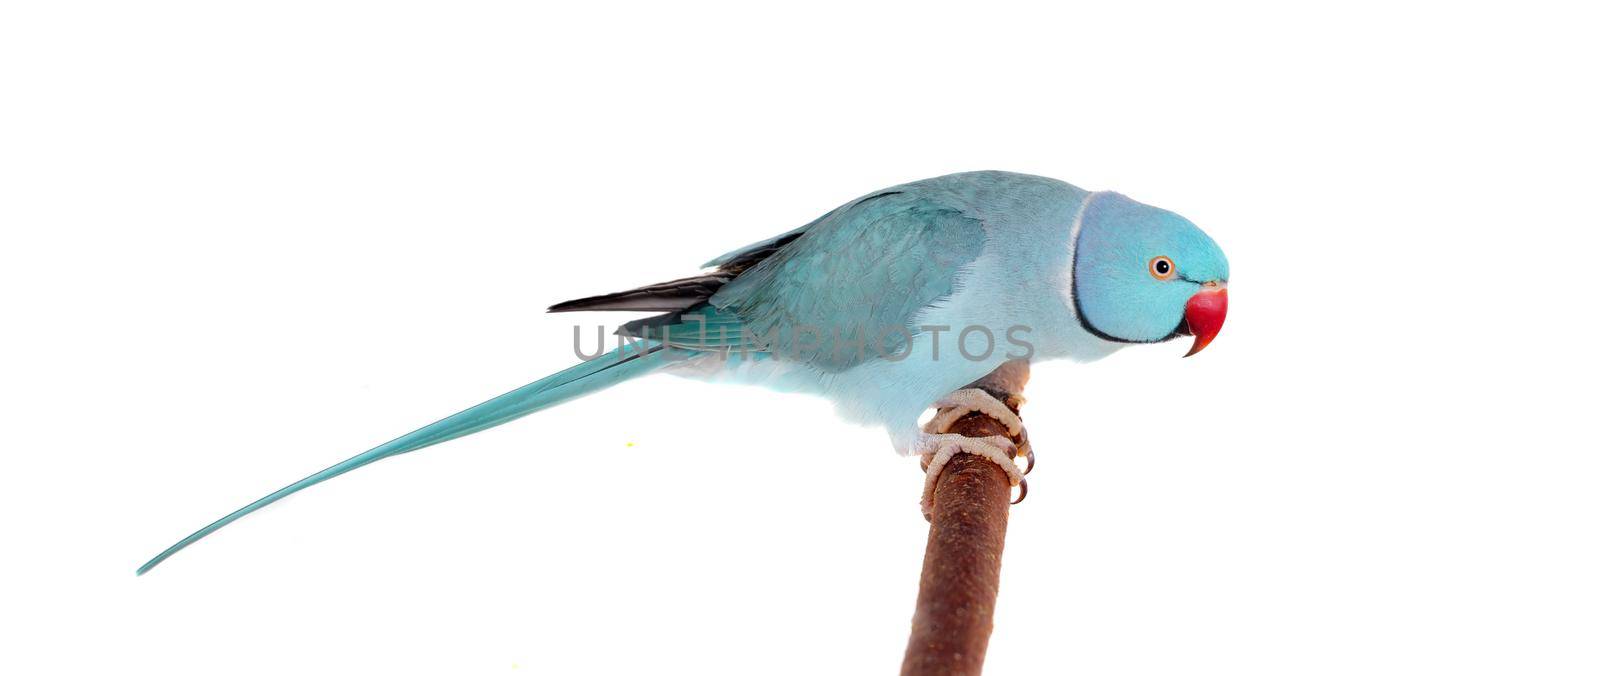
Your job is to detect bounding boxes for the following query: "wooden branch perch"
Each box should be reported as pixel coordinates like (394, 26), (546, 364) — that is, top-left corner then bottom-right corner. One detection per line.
(902, 360), (1030, 676)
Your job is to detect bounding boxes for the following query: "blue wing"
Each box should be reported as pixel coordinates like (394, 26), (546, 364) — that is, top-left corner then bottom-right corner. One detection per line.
(611, 189), (985, 371)
(548, 179), (990, 373)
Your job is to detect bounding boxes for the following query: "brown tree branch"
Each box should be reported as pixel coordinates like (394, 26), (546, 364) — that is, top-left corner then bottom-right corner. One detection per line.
(902, 360), (1030, 676)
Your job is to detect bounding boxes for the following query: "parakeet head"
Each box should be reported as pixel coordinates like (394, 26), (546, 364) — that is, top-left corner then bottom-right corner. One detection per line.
(1071, 192), (1230, 356)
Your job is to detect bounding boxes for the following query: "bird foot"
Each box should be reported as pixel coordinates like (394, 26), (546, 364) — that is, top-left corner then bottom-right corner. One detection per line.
(913, 432), (1026, 518)
(922, 388), (1034, 474)
(924, 388), (1024, 437)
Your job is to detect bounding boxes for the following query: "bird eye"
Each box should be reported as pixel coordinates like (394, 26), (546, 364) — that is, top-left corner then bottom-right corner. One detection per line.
(1149, 256), (1175, 280)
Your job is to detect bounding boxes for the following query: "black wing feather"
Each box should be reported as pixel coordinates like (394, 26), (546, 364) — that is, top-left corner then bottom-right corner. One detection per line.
(546, 231), (806, 313)
(547, 275), (729, 313)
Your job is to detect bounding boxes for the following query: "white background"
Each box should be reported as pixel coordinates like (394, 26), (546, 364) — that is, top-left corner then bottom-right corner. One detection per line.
(3, 2), (1597, 674)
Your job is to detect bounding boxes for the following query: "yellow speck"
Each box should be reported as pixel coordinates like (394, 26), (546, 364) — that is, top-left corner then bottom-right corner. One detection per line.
(625, 442), (635, 447)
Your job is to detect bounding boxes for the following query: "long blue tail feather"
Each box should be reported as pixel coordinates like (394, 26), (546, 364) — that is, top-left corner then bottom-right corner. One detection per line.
(137, 344), (667, 575)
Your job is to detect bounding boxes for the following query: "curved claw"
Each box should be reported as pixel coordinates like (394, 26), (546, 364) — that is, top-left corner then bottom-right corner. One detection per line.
(1013, 426), (1034, 475)
(1011, 476), (1028, 505)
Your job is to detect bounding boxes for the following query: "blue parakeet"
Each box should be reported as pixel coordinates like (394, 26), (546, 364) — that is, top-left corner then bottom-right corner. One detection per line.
(138, 170), (1229, 574)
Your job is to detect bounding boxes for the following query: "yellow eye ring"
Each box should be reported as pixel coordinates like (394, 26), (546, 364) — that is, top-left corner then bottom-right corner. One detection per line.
(1149, 256), (1176, 280)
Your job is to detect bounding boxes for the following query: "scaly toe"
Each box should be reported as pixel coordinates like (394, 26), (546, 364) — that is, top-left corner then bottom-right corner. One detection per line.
(923, 388), (1025, 438)
(915, 432), (1025, 516)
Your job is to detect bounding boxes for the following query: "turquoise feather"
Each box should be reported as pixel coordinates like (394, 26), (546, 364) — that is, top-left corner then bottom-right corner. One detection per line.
(137, 344), (669, 574)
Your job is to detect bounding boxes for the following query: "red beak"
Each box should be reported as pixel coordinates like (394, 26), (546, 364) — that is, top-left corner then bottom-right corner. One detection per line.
(1182, 287), (1227, 357)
